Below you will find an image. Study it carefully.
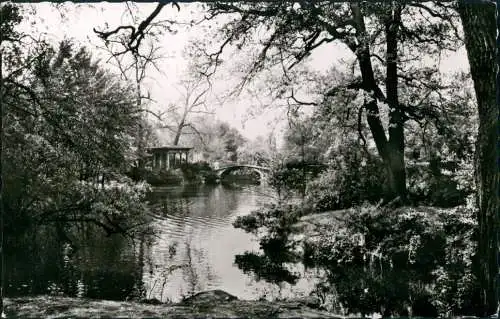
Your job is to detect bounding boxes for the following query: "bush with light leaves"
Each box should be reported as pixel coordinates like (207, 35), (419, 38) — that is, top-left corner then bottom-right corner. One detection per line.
(302, 204), (478, 317)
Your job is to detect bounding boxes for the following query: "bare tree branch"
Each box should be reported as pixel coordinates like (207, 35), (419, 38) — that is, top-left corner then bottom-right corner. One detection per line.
(287, 88), (318, 107)
(93, 2), (180, 56)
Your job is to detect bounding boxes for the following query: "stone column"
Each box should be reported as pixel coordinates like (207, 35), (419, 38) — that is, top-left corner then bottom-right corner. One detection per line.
(166, 152), (170, 169)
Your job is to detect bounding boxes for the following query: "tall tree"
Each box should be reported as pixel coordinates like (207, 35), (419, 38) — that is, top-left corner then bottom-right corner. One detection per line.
(191, 119), (246, 162)
(95, 2), (459, 202)
(0, 4), (33, 313)
(192, 2), (459, 203)
(2, 38), (148, 234)
(457, 1), (498, 316)
(95, 3), (168, 169)
(158, 75), (212, 146)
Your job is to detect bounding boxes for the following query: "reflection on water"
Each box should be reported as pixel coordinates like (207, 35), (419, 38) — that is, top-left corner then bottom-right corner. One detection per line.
(144, 183), (273, 302)
(5, 183), (313, 301)
(5, 222), (141, 300)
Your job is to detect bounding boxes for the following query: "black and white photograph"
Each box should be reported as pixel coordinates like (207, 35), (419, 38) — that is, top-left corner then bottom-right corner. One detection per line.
(0, 1), (498, 318)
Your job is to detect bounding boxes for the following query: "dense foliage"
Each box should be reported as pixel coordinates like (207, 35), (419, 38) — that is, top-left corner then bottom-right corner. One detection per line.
(234, 199), (479, 317)
(1, 4), (152, 239)
(234, 71), (479, 313)
(282, 69), (477, 209)
(305, 144), (386, 211)
(303, 204), (478, 317)
(266, 159), (326, 200)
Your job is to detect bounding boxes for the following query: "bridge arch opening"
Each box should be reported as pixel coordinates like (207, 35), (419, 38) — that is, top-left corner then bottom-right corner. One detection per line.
(216, 165), (269, 183)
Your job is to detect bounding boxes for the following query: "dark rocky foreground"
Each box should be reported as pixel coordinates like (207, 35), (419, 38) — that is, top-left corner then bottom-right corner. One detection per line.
(3, 290), (343, 318)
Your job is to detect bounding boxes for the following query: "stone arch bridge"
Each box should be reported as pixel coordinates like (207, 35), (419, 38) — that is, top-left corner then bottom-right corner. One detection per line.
(214, 164), (271, 182)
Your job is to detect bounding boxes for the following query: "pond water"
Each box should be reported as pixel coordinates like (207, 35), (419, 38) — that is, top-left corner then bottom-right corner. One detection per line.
(5, 183), (314, 302)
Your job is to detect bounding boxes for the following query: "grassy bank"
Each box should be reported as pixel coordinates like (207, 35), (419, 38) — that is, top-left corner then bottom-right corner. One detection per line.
(3, 293), (342, 319)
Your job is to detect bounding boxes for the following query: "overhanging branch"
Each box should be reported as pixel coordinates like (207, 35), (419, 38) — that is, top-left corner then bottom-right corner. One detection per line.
(94, 2), (179, 56)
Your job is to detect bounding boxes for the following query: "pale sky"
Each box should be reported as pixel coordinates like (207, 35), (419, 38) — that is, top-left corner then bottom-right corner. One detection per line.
(17, 2), (468, 145)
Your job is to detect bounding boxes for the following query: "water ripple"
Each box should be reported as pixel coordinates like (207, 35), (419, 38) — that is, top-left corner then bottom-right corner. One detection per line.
(140, 184), (314, 302)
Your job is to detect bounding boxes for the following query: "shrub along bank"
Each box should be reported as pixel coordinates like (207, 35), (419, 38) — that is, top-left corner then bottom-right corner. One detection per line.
(128, 162), (219, 186)
(234, 201), (479, 317)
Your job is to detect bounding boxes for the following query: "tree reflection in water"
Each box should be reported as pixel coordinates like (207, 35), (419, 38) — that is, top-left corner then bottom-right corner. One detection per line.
(5, 223), (144, 300)
(6, 184), (312, 302)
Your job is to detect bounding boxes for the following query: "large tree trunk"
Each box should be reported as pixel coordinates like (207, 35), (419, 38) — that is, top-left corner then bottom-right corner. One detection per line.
(497, 3), (500, 316)
(351, 3), (407, 203)
(385, 5), (406, 203)
(0, 41), (4, 317)
(458, 1), (498, 316)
